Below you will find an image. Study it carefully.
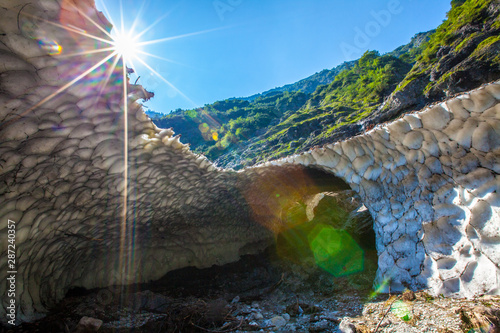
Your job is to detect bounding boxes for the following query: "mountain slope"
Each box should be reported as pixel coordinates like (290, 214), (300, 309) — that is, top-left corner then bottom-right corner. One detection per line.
(219, 50), (416, 167)
(145, 110), (164, 120)
(378, 0), (500, 121)
(152, 31), (430, 165)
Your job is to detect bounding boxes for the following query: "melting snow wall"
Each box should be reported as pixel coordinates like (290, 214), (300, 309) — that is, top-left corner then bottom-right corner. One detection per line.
(0, 0), (499, 325)
(0, 0), (271, 324)
(273, 83), (500, 297)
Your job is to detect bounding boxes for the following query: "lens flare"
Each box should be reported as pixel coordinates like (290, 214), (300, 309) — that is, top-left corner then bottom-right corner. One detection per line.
(38, 39), (63, 55)
(308, 225), (364, 277)
(391, 300), (412, 321)
(370, 277), (391, 299)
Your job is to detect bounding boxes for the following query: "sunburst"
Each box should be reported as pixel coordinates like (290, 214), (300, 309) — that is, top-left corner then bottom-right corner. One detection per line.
(111, 30), (141, 64)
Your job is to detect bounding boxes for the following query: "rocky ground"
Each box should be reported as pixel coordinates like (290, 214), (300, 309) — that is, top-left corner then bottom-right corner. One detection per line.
(2, 248), (499, 333)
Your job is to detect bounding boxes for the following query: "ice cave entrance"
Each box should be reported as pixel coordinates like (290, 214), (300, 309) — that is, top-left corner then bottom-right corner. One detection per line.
(271, 166), (378, 288)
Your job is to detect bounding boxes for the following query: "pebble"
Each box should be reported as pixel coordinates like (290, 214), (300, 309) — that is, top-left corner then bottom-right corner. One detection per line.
(254, 312), (264, 320)
(313, 319), (329, 331)
(269, 315), (287, 328)
(322, 311), (340, 321)
(380, 319), (391, 327)
(402, 289), (416, 301)
(75, 316), (102, 332)
(102, 313), (166, 329)
(339, 318), (357, 333)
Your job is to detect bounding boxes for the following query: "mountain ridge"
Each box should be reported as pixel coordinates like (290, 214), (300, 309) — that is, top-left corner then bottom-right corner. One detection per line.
(236, 60), (356, 102)
(150, 30), (434, 167)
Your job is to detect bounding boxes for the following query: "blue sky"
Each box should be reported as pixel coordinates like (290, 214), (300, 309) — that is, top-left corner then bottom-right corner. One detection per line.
(96, 0), (451, 114)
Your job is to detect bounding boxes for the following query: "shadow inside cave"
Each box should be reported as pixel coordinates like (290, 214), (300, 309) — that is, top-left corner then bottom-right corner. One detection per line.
(3, 166), (380, 333)
(3, 249), (379, 333)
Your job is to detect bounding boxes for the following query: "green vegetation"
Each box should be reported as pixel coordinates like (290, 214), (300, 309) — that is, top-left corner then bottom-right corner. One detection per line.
(312, 51), (411, 109)
(419, 0), (496, 64)
(245, 51), (414, 161)
(473, 35), (500, 63)
(153, 91), (309, 160)
(398, 0), (499, 94)
(476, 35), (500, 51)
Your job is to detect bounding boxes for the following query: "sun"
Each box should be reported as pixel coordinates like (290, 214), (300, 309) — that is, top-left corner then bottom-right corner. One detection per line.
(112, 31), (140, 64)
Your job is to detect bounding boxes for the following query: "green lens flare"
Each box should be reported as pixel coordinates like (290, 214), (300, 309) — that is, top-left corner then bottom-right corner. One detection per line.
(391, 300), (412, 321)
(308, 225), (364, 277)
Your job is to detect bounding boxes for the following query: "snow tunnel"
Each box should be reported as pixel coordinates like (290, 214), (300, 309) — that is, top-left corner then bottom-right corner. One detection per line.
(1, 0), (500, 325)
